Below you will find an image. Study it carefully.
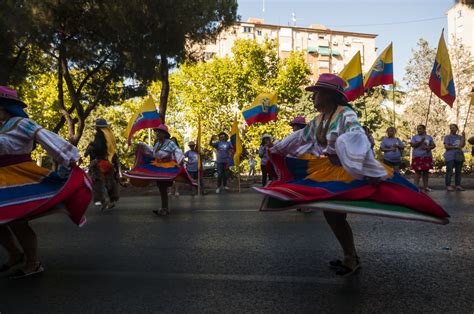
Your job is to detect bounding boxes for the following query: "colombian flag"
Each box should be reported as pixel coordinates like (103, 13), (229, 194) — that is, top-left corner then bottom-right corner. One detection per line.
(242, 93), (278, 126)
(124, 96), (162, 144)
(229, 116), (243, 167)
(364, 43), (394, 90)
(339, 51), (364, 102)
(429, 30), (456, 107)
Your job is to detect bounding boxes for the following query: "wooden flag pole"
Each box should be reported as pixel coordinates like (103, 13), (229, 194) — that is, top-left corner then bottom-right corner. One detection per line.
(392, 84), (396, 127)
(197, 116), (202, 196)
(425, 92), (433, 127)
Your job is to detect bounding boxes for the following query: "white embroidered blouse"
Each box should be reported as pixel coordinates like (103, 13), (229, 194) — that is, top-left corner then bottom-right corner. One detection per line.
(0, 117), (80, 167)
(271, 106), (387, 179)
(139, 139), (184, 164)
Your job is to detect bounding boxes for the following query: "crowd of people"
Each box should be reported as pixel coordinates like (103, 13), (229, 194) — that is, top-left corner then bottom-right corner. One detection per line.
(0, 72), (468, 278)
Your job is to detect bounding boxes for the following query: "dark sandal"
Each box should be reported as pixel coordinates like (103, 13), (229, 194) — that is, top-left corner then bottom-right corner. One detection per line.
(8, 263), (44, 279)
(0, 255), (25, 273)
(153, 209), (169, 216)
(335, 260), (360, 277)
(329, 259), (343, 268)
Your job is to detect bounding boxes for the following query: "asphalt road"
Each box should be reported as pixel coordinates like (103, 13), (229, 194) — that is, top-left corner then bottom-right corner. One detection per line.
(0, 185), (473, 313)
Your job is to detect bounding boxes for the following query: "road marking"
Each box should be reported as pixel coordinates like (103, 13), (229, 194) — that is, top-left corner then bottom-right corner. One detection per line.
(56, 270), (341, 284)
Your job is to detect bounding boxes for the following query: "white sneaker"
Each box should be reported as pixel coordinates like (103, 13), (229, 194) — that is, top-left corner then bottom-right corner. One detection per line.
(174, 192), (180, 197)
(223, 186), (230, 190)
(94, 201), (102, 206)
(216, 188), (221, 194)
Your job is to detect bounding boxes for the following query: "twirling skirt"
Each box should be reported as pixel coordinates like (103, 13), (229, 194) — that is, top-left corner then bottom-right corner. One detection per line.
(0, 161), (92, 226)
(255, 154), (449, 225)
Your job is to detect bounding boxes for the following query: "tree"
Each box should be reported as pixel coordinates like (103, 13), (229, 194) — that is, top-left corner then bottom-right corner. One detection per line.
(449, 36), (474, 129)
(101, 0), (239, 123)
(163, 39), (311, 165)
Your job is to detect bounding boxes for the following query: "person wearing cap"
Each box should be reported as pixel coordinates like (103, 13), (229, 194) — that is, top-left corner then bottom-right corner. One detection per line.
(287, 116), (321, 157)
(127, 124), (186, 216)
(290, 116), (307, 132)
(184, 141), (206, 195)
(261, 74), (388, 276)
(0, 86), (91, 279)
(258, 134), (273, 186)
(209, 132), (232, 193)
(85, 118), (120, 211)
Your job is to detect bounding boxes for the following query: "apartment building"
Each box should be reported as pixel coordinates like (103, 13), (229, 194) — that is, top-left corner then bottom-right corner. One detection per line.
(198, 18), (378, 81)
(447, 2), (474, 55)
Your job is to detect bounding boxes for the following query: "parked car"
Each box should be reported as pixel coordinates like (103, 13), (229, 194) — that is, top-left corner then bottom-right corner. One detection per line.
(202, 160), (218, 178)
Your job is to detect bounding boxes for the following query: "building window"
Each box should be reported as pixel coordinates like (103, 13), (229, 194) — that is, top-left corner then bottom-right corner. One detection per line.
(257, 30), (262, 36)
(243, 26), (252, 33)
(319, 61), (329, 69)
(457, 10), (462, 18)
(318, 34), (325, 39)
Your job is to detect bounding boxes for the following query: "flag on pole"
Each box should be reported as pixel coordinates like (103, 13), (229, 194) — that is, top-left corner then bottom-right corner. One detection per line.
(429, 30), (456, 107)
(229, 116), (243, 167)
(124, 96), (162, 144)
(242, 93), (278, 126)
(364, 42), (394, 90)
(339, 51), (364, 102)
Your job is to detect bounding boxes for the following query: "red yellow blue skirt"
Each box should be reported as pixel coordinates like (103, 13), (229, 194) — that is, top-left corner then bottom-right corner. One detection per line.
(255, 154), (449, 225)
(0, 162), (92, 226)
(125, 155), (196, 187)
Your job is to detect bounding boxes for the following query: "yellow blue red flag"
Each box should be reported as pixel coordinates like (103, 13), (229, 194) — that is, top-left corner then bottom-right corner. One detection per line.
(124, 96), (162, 144)
(229, 116), (243, 167)
(429, 30), (456, 107)
(364, 43), (394, 90)
(242, 93), (278, 126)
(339, 51), (364, 102)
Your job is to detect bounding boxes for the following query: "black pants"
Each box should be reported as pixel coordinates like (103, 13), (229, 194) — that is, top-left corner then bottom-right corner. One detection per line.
(261, 164), (268, 186)
(217, 162), (227, 188)
(157, 181), (172, 209)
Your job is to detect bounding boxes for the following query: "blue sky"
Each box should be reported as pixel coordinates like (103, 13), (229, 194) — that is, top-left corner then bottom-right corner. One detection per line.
(237, 0), (454, 84)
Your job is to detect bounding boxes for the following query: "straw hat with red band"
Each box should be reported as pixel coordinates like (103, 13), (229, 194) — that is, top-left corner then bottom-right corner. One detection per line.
(305, 73), (348, 102)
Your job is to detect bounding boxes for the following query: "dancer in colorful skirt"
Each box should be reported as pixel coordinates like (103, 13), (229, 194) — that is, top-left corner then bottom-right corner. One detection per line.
(254, 74), (449, 276)
(409, 124), (436, 192)
(125, 124), (194, 216)
(86, 118), (120, 210)
(0, 86), (92, 279)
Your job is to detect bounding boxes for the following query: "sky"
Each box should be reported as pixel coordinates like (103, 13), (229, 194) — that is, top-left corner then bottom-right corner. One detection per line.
(237, 0), (454, 85)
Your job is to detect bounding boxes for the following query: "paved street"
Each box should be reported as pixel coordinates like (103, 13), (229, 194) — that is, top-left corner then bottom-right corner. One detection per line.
(1, 183), (473, 313)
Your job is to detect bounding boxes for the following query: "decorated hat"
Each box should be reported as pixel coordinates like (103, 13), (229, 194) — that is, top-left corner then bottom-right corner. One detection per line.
(0, 86), (28, 118)
(154, 124), (170, 138)
(305, 73), (348, 102)
(290, 116), (306, 126)
(95, 118), (110, 128)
